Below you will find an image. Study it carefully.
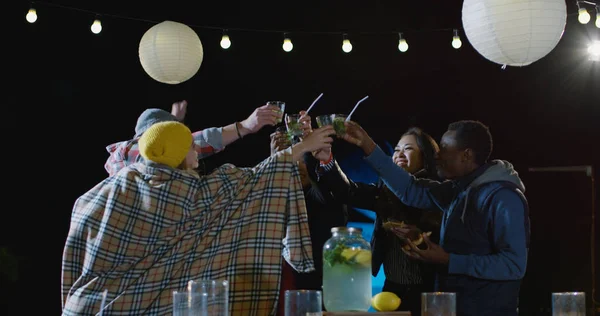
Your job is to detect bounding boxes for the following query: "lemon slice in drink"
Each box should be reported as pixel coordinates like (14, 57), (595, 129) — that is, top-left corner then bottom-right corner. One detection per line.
(340, 248), (371, 266)
(340, 248), (360, 260)
(353, 250), (371, 266)
(371, 291), (401, 312)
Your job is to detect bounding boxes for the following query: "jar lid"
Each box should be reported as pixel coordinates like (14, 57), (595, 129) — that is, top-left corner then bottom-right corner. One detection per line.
(331, 226), (362, 234)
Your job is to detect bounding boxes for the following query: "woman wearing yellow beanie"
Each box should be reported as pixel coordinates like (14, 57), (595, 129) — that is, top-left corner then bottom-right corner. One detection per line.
(138, 121), (199, 170)
(62, 120), (336, 315)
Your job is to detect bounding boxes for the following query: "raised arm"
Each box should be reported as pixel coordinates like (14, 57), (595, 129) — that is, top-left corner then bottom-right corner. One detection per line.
(364, 145), (440, 210)
(177, 102), (283, 156)
(341, 121), (441, 210)
(222, 104), (283, 146)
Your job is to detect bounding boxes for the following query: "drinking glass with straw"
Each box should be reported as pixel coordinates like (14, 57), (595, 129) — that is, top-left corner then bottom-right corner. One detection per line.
(283, 93), (323, 143)
(331, 114), (347, 136)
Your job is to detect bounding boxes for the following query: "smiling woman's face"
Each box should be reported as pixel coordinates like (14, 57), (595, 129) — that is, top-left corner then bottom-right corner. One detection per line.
(392, 134), (423, 175)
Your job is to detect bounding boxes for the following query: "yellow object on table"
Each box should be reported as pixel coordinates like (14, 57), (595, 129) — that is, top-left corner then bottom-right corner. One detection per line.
(371, 291), (401, 312)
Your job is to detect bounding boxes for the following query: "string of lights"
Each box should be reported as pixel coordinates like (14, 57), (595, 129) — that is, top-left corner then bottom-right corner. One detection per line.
(21, 1), (481, 53)
(23, 1), (599, 58)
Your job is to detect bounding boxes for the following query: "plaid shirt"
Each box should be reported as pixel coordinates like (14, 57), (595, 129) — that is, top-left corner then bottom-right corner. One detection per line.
(62, 148), (314, 315)
(104, 127), (224, 177)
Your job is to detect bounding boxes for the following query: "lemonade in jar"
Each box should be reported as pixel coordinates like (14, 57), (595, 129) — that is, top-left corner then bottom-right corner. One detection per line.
(322, 227), (372, 312)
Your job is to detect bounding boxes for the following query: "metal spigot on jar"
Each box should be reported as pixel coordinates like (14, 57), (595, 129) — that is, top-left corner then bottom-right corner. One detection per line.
(322, 226), (372, 312)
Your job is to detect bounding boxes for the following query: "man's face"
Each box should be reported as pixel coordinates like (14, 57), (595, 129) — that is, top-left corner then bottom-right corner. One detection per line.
(436, 130), (468, 180)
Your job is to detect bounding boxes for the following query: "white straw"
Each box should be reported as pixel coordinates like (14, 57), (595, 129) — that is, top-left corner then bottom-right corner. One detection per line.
(99, 289), (108, 316)
(306, 93), (324, 114)
(346, 95), (369, 121)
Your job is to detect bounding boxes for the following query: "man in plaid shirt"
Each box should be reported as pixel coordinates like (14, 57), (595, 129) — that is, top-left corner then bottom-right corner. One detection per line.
(105, 100), (284, 176)
(62, 120), (336, 315)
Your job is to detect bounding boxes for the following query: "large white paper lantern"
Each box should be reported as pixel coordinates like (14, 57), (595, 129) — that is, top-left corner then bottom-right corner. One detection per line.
(139, 21), (204, 84)
(462, 0), (566, 67)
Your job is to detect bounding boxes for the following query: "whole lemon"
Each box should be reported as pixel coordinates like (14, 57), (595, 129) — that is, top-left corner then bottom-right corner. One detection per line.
(371, 291), (401, 312)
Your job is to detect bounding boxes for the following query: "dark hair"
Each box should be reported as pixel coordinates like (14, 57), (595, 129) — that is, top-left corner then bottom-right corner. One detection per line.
(447, 120), (493, 166)
(402, 127), (439, 177)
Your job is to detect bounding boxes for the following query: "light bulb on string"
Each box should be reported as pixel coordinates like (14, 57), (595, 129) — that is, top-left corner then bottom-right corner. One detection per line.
(578, 4), (591, 24)
(220, 31), (231, 49)
(398, 33), (408, 52)
(282, 36), (293, 52)
(452, 29), (462, 49)
(26, 8), (37, 23)
(91, 19), (102, 34)
(342, 34), (352, 53)
(596, 7), (600, 28)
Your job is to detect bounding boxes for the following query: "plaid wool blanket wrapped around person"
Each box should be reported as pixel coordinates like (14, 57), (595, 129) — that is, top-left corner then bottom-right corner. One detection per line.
(61, 148), (314, 315)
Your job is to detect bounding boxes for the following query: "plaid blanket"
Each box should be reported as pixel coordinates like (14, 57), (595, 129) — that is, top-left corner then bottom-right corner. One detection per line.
(61, 148), (314, 315)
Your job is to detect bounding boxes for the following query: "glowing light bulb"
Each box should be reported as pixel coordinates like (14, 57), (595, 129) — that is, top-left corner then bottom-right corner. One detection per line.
(26, 8), (37, 23)
(452, 36), (462, 49)
(282, 38), (293, 52)
(398, 39), (408, 52)
(579, 8), (591, 24)
(220, 34), (231, 49)
(596, 12), (600, 28)
(342, 39), (352, 53)
(91, 19), (102, 34)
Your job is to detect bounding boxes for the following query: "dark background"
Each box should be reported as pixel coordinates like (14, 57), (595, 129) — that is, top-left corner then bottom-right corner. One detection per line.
(5, 0), (600, 314)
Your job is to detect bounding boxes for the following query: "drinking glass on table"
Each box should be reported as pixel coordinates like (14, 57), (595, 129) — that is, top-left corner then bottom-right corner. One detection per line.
(173, 290), (208, 316)
(421, 292), (456, 316)
(552, 292), (586, 316)
(188, 279), (229, 316)
(285, 290), (322, 316)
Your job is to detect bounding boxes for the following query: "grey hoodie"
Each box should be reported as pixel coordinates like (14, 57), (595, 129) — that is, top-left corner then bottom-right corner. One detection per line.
(459, 160), (526, 222)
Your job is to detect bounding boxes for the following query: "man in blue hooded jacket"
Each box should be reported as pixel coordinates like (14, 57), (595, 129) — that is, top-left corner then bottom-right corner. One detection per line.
(329, 120), (529, 316)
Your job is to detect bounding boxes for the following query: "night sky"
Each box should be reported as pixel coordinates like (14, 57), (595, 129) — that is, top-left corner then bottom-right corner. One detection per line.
(7, 0), (600, 313)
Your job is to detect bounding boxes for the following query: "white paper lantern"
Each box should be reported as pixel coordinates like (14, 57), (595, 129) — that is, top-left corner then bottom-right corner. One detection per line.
(462, 0), (566, 67)
(139, 21), (204, 84)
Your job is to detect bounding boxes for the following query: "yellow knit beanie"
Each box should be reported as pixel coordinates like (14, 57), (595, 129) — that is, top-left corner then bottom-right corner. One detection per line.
(138, 121), (193, 168)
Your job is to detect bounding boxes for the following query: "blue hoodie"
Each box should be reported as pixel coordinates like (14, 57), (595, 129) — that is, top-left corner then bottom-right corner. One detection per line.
(364, 146), (530, 316)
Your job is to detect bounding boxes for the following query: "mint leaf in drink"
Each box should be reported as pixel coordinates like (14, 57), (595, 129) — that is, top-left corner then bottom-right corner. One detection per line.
(323, 243), (348, 267)
(333, 117), (346, 135)
(286, 122), (303, 137)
